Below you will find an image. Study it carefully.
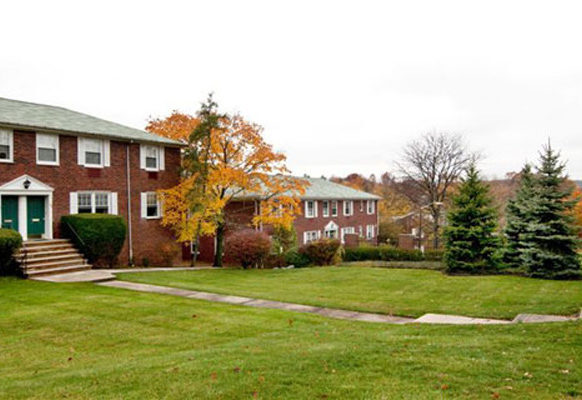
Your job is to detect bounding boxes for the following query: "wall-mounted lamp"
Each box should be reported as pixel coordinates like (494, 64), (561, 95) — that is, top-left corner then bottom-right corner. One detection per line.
(23, 178), (31, 190)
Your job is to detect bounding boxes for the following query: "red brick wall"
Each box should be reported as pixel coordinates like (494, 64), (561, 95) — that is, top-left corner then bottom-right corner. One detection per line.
(0, 130), (181, 266)
(294, 199), (378, 245)
(188, 198), (379, 263)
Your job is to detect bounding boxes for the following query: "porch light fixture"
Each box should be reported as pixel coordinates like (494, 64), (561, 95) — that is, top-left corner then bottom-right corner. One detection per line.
(23, 178), (31, 189)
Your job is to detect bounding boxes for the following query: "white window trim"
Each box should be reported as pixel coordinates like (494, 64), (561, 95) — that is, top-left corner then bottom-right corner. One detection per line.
(331, 200), (338, 217)
(343, 200), (353, 216)
(36, 133), (60, 166)
(0, 128), (14, 163)
(366, 224), (376, 239)
(360, 200), (364, 212)
(304, 200), (317, 219)
(367, 200), (375, 215)
(303, 230), (321, 244)
(322, 200), (329, 217)
(70, 191), (117, 214)
(140, 144), (165, 172)
(142, 192), (162, 219)
(78, 137), (110, 168)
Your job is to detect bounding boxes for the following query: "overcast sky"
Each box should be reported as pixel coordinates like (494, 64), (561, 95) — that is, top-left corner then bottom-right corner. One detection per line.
(2, 1), (582, 180)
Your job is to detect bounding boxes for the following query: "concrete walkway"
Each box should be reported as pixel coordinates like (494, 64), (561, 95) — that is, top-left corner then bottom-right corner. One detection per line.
(33, 269), (581, 325)
(96, 279), (581, 325)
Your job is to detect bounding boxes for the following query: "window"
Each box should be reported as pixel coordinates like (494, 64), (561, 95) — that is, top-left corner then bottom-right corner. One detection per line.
(367, 200), (375, 214)
(0, 129), (13, 162)
(303, 230), (320, 244)
(73, 192), (116, 214)
(140, 144), (165, 171)
(340, 227), (355, 244)
(36, 133), (59, 165)
(78, 137), (109, 168)
(305, 200), (317, 218)
(359, 226), (363, 237)
(331, 200), (338, 216)
(343, 200), (353, 216)
(324, 222), (338, 239)
(77, 193), (93, 213)
(366, 225), (376, 239)
(142, 192), (161, 219)
(322, 201), (329, 217)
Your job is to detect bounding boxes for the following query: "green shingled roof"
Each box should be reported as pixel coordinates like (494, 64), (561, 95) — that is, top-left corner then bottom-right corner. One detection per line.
(0, 97), (180, 146)
(235, 176), (381, 201)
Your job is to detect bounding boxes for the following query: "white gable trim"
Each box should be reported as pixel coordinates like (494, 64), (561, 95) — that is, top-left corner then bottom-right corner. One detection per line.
(0, 175), (54, 194)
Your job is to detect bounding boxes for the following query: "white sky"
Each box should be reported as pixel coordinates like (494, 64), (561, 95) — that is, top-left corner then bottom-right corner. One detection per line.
(2, 0), (582, 180)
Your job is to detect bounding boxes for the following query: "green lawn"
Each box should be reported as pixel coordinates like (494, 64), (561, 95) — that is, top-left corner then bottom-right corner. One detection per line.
(0, 277), (581, 399)
(117, 267), (582, 319)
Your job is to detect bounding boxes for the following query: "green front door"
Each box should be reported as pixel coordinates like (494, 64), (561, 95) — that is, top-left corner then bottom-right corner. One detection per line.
(1, 196), (19, 231)
(27, 196), (45, 237)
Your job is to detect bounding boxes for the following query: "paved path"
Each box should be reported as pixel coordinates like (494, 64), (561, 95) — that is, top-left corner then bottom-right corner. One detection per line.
(97, 279), (581, 325)
(33, 269), (581, 325)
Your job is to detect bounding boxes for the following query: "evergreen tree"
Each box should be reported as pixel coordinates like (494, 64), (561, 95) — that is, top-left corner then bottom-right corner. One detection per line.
(444, 163), (501, 274)
(503, 164), (538, 269)
(520, 143), (580, 279)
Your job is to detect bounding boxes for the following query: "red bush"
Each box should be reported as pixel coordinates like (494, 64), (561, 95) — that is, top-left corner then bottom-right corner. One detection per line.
(225, 229), (272, 269)
(299, 239), (342, 266)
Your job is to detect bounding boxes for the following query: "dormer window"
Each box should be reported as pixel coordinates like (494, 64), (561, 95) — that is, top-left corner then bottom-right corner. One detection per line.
(0, 129), (13, 163)
(140, 144), (165, 172)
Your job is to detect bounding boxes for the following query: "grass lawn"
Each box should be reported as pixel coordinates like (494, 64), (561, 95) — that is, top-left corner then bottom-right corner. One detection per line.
(0, 277), (581, 399)
(117, 266), (582, 319)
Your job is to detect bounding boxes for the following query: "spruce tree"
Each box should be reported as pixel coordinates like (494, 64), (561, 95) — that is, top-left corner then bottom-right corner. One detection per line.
(503, 164), (538, 269)
(520, 143), (581, 279)
(444, 163), (501, 274)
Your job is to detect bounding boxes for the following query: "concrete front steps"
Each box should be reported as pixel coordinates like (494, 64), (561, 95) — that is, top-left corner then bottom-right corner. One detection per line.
(18, 239), (92, 278)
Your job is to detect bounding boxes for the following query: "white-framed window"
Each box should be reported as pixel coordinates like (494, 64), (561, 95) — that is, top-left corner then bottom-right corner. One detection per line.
(324, 221), (339, 239)
(359, 226), (363, 237)
(360, 200), (364, 212)
(305, 200), (317, 218)
(141, 192), (162, 219)
(140, 144), (165, 171)
(331, 200), (338, 217)
(303, 230), (321, 244)
(36, 133), (59, 165)
(343, 200), (353, 216)
(78, 137), (110, 168)
(366, 224), (376, 239)
(322, 201), (329, 217)
(0, 128), (14, 163)
(70, 191), (118, 214)
(367, 200), (375, 215)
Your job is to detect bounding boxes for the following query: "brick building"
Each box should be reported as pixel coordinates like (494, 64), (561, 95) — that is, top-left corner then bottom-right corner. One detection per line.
(194, 177), (380, 263)
(0, 97), (182, 267)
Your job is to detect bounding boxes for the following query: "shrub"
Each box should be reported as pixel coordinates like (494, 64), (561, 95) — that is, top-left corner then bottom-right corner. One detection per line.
(284, 249), (311, 268)
(0, 229), (22, 275)
(271, 225), (298, 254)
(225, 229), (272, 269)
(159, 242), (180, 266)
(61, 214), (127, 267)
(299, 239), (342, 266)
(264, 253), (287, 268)
(343, 245), (443, 262)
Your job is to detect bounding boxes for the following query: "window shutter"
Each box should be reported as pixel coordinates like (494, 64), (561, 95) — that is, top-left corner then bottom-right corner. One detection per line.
(77, 137), (84, 165)
(159, 146), (165, 170)
(304, 201), (308, 216)
(314, 201), (318, 217)
(140, 144), (146, 169)
(69, 192), (78, 214)
(110, 192), (118, 215)
(140, 193), (147, 218)
(303, 232), (308, 244)
(104, 140), (111, 167)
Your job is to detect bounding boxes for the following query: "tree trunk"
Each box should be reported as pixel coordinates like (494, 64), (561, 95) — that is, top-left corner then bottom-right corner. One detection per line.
(190, 222), (203, 267)
(213, 222), (225, 267)
(430, 207), (441, 249)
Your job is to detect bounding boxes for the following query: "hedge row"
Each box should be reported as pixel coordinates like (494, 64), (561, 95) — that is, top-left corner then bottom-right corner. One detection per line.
(61, 214), (126, 268)
(0, 229), (23, 275)
(343, 245), (443, 262)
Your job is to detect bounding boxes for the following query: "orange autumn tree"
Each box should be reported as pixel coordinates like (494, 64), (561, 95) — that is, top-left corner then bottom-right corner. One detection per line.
(147, 96), (306, 266)
(571, 186), (582, 237)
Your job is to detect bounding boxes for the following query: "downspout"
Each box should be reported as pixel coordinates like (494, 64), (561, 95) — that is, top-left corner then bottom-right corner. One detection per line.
(126, 141), (134, 265)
